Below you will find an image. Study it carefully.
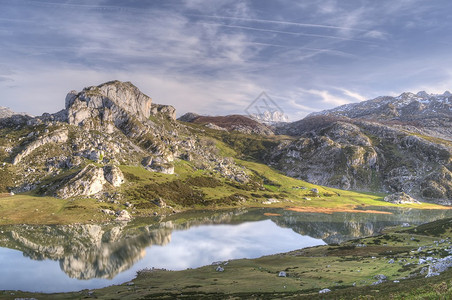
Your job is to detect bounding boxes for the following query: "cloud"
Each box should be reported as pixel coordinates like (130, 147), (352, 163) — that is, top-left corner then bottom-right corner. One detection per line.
(362, 30), (386, 39)
(298, 88), (353, 106)
(339, 88), (367, 102)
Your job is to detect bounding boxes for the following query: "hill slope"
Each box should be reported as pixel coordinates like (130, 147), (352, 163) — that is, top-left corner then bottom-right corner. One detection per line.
(266, 92), (452, 204)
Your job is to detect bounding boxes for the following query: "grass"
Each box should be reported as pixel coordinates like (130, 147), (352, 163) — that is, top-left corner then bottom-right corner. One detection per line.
(0, 158), (446, 225)
(0, 193), (117, 225)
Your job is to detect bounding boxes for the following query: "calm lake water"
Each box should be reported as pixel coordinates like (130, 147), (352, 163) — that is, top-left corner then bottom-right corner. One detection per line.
(1, 207), (452, 292)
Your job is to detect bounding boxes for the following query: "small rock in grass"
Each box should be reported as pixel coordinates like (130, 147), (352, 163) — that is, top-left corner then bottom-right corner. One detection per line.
(278, 271), (287, 277)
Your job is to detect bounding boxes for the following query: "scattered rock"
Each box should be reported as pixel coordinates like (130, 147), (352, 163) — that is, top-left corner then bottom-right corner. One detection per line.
(372, 274), (388, 285)
(215, 266), (224, 272)
(319, 288), (331, 294)
(101, 209), (115, 216)
(425, 256), (452, 277)
(262, 198), (280, 205)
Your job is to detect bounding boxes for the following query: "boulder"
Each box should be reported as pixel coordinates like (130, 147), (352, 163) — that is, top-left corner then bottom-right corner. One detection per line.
(372, 274), (388, 285)
(142, 156), (175, 175)
(103, 166), (125, 187)
(56, 164), (106, 199)
(384, 192), (420, 204)
(374, 274), (387, 280)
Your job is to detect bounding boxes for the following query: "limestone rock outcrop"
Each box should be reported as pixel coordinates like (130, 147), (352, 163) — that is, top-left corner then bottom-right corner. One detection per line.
(13, 129), (69, 165)
(56, 164), (107, 198)
(150, 103), (176, 120)
(384, 192), (420, 204)
(65, 81), (152, 133)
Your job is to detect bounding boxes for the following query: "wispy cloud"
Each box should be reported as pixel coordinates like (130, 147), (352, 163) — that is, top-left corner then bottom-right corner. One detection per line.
(339, 88), (367, 102)
(299, 89), (354, 106)
(189, 14), (370, 32)
(1, 0), (452, 121)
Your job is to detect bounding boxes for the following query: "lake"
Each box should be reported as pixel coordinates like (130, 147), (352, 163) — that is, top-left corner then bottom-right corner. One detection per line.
(0, 207), (451, 292)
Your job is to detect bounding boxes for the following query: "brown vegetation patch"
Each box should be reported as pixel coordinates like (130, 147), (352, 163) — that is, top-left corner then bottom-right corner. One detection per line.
(285, 207), (393, 215)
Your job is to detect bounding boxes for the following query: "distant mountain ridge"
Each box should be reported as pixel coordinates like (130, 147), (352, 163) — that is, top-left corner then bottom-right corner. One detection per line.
(309, 91), (452, 121)
(266, 90), (452, 204)
(0, 106), (30, 119)
(178, 113), (274, 135)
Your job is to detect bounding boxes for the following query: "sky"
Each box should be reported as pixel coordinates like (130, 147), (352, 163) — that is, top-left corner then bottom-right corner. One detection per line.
(1, 0), (452, 121)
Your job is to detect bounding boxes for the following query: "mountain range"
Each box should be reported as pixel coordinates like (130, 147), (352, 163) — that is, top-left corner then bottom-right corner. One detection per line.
(1, 81), (451, 208)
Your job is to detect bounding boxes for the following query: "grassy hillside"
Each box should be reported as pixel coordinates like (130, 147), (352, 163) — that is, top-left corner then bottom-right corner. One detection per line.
(0, 132), (445, 225)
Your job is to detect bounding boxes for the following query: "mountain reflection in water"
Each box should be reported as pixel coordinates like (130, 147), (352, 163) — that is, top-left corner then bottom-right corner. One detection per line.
(0, 207), (451, 292)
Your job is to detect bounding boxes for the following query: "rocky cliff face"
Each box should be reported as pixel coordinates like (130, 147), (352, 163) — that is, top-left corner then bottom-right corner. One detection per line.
(269, 92), (452, 204)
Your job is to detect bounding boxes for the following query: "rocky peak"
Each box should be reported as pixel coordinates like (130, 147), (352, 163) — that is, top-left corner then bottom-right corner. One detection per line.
(65, 81), (153, 133)
(66, 81), (152, 120)
(0, 107), (17, 119)
(178, 112), (200, 122)
(0, 106), (31, 120)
